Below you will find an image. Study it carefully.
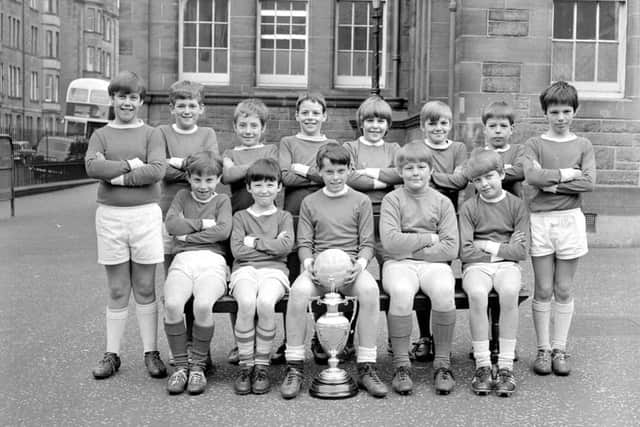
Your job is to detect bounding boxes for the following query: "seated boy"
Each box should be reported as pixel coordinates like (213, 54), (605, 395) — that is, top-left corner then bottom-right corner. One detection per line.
(380, 141), (459, 395)
(163, 152), (232, 395)
(229, 158), (294, 395)
(459, 150), (529, 397)
(279, 143), (388, 399)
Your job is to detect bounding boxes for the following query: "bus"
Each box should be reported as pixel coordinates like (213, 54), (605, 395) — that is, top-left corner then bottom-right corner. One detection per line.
(63, 78), (114, 139)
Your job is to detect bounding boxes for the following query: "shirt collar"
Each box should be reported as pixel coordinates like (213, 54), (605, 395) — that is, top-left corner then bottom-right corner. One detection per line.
(359, 136), (385, 147)
(234, 144), (265, 151)
(296, 133), (328, 142)
(172, 124), (198, 134)
(107, 119), (145, 129)
(322, 186), (350, 198)
(190, 192), (216, 204)
(423, 139), (452, 150)
(541, 133), (577, 142)
(479, 190), (506, 204)
(490, 144), (511, 153)
(247, 206), (278, 217)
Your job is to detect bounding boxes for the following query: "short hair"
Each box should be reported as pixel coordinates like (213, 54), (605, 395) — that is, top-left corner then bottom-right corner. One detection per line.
(539, 81), (579, 113)
(481, 101), (515, 125)
(168, 80), (204, 104)
(316, 142), (351, 169)
(108, 71), (146, 98)
(419, 101), (452, 127)
(246, 158), (282, 184)
(233, 98), (269, 126)
(296, 92), (327, 113)
(395, 141), (434, 169)
(356, 96), (393, 130)
(184, 151), (223, 177)
(464, 149), (504, 180)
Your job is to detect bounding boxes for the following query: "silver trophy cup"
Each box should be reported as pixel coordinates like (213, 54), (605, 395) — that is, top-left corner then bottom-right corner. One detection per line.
(308, 276), (359, 399)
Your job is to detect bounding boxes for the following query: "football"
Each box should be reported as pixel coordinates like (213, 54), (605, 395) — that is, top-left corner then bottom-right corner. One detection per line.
(313, 249), (353, 291)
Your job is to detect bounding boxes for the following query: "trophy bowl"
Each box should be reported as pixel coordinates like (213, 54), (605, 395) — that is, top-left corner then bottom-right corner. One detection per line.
(313, 248), (353, 292)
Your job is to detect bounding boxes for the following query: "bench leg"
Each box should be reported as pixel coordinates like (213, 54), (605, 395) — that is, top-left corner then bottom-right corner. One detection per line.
(489, 300), (500, 365)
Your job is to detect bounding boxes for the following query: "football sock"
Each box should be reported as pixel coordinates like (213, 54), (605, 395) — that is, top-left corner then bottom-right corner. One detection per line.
(285, 345), (305, 363)
(472, 340), (491, 368)
(105, 306), (128, 354)
(136, 301), (158, 353)
(191, 323), (214, 368)
(432, 309), (456, 370)
(551, 299), (574, 351)
(356, 346), (377, 364)
(387, 314), (412, 367)
(234, 325), (255, 368)
(255, 325), (276, 366)
(498, 338), (516, 371)
(532, 299), (552, 351)
(164, 319), (188, 368)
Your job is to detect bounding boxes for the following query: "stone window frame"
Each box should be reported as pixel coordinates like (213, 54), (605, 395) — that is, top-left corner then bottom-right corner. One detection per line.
(178, 0), (230, 85)
(551, 0), (627, 99)
(257, 0), (309, 88)
(334, 0), (387, 89)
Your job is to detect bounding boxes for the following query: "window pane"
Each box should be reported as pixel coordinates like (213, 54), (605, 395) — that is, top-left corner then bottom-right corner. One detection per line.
(262, 1), (275, 10)
(262, 39), (274, 49)
(292, 16), (305, 25)
(183, 49), (196, 72)
(576, 2), (596, 39)
(291, 51), (305, 75)
(261, 24), (274, 35)
(185, 0), (197, 21)
(338, 1), (352, 25)
(277, 16), (290, 24)
(198, 48), (212, 72)
(200, 24), (212, 47)
(291, 2), (305, 11)
(215, 0), (228, 21)
(353, 27), (367, 50)
(337, 51), (351, 75)
(214, 24), (227, 47)
(551, 41), (573, 81)
(214, 49), (227, 73)
(353, 51), (367, 75)
(575, 42), (595, 81)
(200, 0), (213, 21)
(275, 51), (289, 74)
(354, 2), (368, 25)
(597, 42), (618, 81)
(291, 39), (304, 49)
(260, 50), (274, 74)
(338, 26), (352, 50)
(553, 1), (573, 39)
(599, 2), (617, 41)
(262, 16), (274, 23)
(276, 24), (290, 35)
(276, 39), (289, 49)
(292, 25), (305, 35)
(184, 23), (196, 46)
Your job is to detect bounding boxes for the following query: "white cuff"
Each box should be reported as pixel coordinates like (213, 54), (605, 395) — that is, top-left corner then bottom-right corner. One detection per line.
(372, 179), (387, 189)
(201, 219), (217, 229)
(297, 164), (310, 177)
(169, 157), (184, 169)
(364, 168), (380, 180)
(110, 175), (125, 186)
(175, 235), (187, 242)
(303, 258), (314, 271)
(559, 168), (577, 183)
(356, 257), (368, 271)
(431, 233), (440, 246)
(243, 236), (256, 248)
(484, 241), (501, 256)
(504, 163), (513, 169)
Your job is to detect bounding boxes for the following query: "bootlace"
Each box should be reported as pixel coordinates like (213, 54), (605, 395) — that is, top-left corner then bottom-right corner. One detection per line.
(396, 366), (411, 381)
(284, 366), (302, 384)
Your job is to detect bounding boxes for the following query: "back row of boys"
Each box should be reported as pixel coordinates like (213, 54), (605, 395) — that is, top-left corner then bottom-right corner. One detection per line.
(85, 71), (595, 399)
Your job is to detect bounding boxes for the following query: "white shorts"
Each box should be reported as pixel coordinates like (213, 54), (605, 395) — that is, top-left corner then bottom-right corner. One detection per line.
(168, 250), (229, 286)
(96, 203), (164, 265)
(530, 208), (588, 259)
(162, 222), (175, 255)
(229, 266), (290, 294)
(462, 262), (522, 294)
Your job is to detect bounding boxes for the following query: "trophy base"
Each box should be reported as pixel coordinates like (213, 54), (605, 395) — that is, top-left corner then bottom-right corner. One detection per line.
(309, 368), (358, 399)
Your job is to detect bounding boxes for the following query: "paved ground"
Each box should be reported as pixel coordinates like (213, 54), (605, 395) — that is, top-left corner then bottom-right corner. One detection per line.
(1, 184), (639, 426)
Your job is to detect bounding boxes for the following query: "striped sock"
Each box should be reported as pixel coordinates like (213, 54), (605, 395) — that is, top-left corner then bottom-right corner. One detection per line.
(472, 340), (491, 369)
(255, 325), (276, 366)
(234, 326), (255, 368)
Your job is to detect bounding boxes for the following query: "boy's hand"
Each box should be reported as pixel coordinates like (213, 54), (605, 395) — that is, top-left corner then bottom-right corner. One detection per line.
(344, 260), (365, 286)
(223, 157), (234, 169)
(560, 168), (582, 182)
(291, 163), (310, 177)
(110, 175), (125, 186)
(201, 219), (217, 229)
(127, 158), (145, 170)
(542, 185), (558, 193)
(363, 168), (380, 180)
(509, 230), (527, 244)
(95, 152), (105, 160)
(473, 240), (488, 252)
(277, 231), (288, 239)
(504, 163), (513, 170)
(175, 235), (187, 242)
(429, 233), (440, 247)
(243, 236), (256, 248)
(168, 157), (184, 169)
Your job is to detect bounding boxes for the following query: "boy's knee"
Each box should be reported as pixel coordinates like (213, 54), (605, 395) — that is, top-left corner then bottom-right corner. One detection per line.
(193, 299), (214, 319)
(256, 298), (276, 319)
(466, 287), (489, 307)
(429, 284), (455, 311)
(388, 290), (415, 315)
(164, 298), (185, 320)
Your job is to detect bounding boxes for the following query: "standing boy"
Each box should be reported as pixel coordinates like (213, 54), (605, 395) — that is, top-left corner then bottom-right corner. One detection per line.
(523, 81), (595, 376)
(459, 150), (529, 397)
(223, 98), (278, 213)
(408, 100), (468, 362)
(380, 141), (459, 395)
(279, 143), (388, 399)
(163, 152), (231, 395)
(85, 71), (168, 379)
(230, 158), (294, 395)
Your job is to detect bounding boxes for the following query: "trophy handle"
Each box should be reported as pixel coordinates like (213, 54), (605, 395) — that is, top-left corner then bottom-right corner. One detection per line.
(344, 296), (358, 328)
(308, 296), (321, 318)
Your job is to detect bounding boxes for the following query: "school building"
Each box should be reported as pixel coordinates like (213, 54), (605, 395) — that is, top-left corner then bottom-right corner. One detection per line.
(119, 0), (640, 244)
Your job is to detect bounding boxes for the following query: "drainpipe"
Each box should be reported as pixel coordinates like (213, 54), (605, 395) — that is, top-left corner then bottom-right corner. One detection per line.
(147, 0), (152, 121)
(422, 0), (431, 102)
(22, 0), (26, 140)
(392, 0), (400, 97)
(448, 1), (457, 110)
